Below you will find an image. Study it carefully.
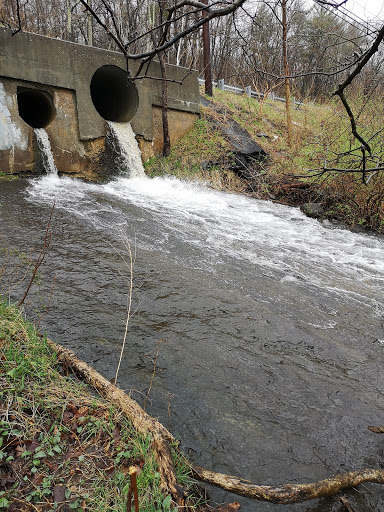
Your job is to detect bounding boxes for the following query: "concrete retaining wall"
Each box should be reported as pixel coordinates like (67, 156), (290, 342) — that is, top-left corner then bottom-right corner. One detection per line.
(0, 28), (199, 179)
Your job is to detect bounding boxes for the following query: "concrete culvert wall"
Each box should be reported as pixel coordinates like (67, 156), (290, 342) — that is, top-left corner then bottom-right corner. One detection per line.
(90, 65), (139, 123)
(17, 88), (56, 128)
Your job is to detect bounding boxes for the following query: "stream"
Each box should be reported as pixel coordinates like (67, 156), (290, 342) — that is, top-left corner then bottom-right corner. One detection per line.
(1, 174), (384, 511)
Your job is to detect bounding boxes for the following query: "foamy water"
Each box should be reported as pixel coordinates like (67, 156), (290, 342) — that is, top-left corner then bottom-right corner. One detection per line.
(34, 128), (58, 175)
(107, 122), (146, 178)
(7, 173), (383, 511)
(27, 174), (384, 316)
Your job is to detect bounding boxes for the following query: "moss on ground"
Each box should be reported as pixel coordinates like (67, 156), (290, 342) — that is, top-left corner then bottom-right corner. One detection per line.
(0, 173), (18, 182)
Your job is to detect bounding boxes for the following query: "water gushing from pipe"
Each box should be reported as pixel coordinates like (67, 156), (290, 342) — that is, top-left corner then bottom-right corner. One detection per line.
(34, 128), (58, 175)
(107, 121), (145, 178)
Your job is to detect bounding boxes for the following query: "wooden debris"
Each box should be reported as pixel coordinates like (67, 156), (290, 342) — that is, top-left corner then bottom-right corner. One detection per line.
(47, 340), (187, 506)
(337, 495), (356, 512)
(192, 466), (384, 504)
(48, 339), (384, 508)
(367, 426), (384, 433)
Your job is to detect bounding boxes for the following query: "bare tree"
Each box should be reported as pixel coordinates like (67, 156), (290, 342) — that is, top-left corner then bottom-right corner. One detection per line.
(281, 0), (292, 147)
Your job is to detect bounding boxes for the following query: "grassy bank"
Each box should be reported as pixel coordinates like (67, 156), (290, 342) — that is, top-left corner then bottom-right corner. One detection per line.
(145, 88), (384, 232)
(0, 299), (198, 511)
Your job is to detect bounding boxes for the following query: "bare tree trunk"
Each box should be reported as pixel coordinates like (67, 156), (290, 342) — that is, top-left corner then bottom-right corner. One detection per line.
(87, 0), (93, 46)
(282, 0), (292, 148)
(159, 52), (171, 157)
(66, 0), (72, 41)
(202, 0), (213, 96)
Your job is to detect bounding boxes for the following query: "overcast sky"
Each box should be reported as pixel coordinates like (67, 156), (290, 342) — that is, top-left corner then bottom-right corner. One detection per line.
(333, 0), (384, 22)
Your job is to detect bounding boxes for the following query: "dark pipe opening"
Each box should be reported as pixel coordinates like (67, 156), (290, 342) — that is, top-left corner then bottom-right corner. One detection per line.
(17, 88), (56, 128)
(90, 65), (139, 122)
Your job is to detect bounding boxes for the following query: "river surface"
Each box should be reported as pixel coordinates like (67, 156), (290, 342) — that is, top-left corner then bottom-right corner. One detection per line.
(1, 175), (384, 511)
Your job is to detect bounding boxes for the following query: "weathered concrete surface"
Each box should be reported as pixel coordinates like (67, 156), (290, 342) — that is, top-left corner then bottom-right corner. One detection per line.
(0, 27), (199, 177)
(152, 107), (198, 156)
(0, 77), (106, 179)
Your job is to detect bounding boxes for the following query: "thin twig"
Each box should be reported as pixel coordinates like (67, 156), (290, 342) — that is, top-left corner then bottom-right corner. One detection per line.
(18, 202), (55, 308)
(143, 340), (164, 411)
(114, 233), (136, 386)
(37, 272), (57, 330)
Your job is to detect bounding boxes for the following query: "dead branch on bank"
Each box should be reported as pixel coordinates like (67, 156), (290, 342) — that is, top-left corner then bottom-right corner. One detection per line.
(48, 339), (384, 507)
(46, 340), (189, 508)
(192, 466), (384, 504)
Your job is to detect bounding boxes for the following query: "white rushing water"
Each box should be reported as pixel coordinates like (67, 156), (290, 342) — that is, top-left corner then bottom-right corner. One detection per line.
(21, 173), (384, 512)
(34, 128), (58, 175)
(27, 174), (384, 318)
(107, 121), (146, 178)
(21, 169), (384, 512)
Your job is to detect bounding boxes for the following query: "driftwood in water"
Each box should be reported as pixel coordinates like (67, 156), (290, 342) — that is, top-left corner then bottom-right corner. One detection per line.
(48, 339), (384, 507)
(192, 466), (384, 504)
(367, 426), (384, 434)
(47, 340), (187, 506)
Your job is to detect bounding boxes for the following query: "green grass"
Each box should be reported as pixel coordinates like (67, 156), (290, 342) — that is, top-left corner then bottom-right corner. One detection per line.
(145, 116), (246, 193)
(0, 172), (18, 181)
(145, 86), (384, 231)
(0, 299), (200, 511)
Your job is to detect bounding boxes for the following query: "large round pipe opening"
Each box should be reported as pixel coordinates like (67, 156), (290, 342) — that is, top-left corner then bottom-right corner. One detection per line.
(17, 88), (56, 128)
(90, 65), (139, 123)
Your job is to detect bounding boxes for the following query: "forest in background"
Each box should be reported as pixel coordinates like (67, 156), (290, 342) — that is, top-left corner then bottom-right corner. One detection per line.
(2, 0), (383, 99)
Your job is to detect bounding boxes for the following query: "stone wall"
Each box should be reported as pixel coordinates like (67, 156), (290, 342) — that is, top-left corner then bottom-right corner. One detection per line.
(0, 28), (199, 179)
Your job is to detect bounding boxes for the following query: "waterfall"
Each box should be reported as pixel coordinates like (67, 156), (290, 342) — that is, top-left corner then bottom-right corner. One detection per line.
(34, 128), (58, 175)
(107, 121), (146, 178)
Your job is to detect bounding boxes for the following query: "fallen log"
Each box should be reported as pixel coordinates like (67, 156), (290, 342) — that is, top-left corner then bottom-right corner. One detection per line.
(48, 339), (384, 507)
(192, 466), (384, 504)
(46, 339), (187, 506)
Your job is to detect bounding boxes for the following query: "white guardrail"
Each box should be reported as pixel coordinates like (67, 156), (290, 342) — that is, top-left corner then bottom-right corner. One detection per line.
(198, 77), (304, 106)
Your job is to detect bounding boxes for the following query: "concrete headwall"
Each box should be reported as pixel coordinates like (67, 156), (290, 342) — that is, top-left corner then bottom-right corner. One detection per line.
(0, 28), (199, 179)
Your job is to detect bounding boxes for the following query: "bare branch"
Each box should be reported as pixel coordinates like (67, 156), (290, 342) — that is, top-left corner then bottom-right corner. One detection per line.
(129, 0), (245, 60)
(80, 0), (246, 60)
(330, 23), (384, 178)
(18, 202), (55, 308)
(78, 0), (127, 56)
(192, 465), (384, 503)
(314, 0), (348, 8)
(334, 25), (384, 95)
